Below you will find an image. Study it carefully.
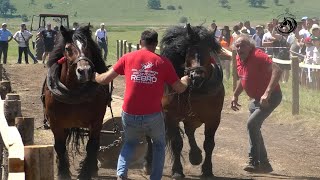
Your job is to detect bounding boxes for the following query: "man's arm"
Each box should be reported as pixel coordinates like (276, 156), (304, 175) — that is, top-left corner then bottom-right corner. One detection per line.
(265, 62), (283, 95)
(171, 76), (190, 94)
(94, 68), (119, 85)
(8, 33), (13, 42)
(231, 80), (243, 111)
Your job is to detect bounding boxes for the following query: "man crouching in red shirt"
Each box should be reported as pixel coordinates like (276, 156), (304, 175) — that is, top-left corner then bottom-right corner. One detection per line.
(231, 34), (283, 173)
(94, 29), (190, 180)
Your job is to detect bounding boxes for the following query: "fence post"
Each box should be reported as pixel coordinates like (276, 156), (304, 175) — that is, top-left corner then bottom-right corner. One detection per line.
(15, 117), (34, 145)
(116, 40), (120, 60)
(0, 81), (11, 100)
(291, 56), (299, 115)
(4, 94), (22, 126)
(232, 50), (238, 91)
(0, 64), (3, 81)
(120, 40), (123, 58)
(24, 145), (54, 180)
(123, 40), (127, 54)
(128, 43), (132, 52)
(136, 44), (140, 50)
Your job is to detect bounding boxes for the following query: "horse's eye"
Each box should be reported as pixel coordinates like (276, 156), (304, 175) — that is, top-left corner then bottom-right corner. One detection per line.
(65, 47), (72, 52)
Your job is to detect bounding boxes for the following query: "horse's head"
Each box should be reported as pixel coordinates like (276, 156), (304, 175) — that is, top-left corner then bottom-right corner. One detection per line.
(59, 25), (96, 83)
(184, 24), (214, 89)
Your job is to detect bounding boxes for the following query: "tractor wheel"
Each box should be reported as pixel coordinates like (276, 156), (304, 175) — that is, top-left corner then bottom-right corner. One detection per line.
(35, 35), (44, 61)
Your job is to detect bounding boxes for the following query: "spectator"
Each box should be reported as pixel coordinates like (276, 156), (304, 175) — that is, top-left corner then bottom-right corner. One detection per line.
(94, 29), (190, 180)
(95, 23), (108, 61)
(38, 23), (57, 64)
(232, 25), (241, 40)
(262, 22), (277, 56)
(231, 34), (282, 173)
(312, 35), (320, 65)
(72, 22), (79, 30)
(310, 24), (320, 37)
(220, 25), (232, 79)
(238, 22), (244, 29)
(0, 23), (13, 64)
(252, 25), (264, 48)
(210, 22), (222, 42)
(244, 20), (256, 36)
(302, 37), (315, 86)
(13, 23), (35, 64)
(299, 17), (311, 39)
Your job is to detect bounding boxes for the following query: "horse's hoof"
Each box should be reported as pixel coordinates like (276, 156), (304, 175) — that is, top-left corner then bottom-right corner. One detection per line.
(143, 164), (151, 175)
(200, 172), (214, 180)
(172, 172), (185, 180)
(189, 148), (202, 165)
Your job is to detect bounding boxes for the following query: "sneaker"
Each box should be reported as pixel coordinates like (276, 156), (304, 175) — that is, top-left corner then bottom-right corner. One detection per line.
(243, 160), (260, 172)
(259, 161), (273, 173)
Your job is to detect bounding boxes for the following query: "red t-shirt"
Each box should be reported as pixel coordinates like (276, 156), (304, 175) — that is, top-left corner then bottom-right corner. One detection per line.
(113, 49), (179, 115)
(236, 48), (281, 100)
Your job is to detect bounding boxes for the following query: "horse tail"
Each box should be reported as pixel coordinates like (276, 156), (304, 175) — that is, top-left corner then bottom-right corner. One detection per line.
(66, 128), (87, 155)
(165, 124), (185, 162)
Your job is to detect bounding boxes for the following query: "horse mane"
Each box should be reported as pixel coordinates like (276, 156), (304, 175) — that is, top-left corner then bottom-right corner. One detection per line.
(160, 25), (222, 77)
(47, 25), (107, 73)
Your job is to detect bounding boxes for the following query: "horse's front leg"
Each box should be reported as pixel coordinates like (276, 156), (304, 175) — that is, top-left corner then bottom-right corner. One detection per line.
(184, 123), (202, 166)
(53, 128), (71, 180)
(201, 123), (219, 178)
(143, 136), (153, 175)
(78, 125), (101, 180)
(168, 125), (184, 179)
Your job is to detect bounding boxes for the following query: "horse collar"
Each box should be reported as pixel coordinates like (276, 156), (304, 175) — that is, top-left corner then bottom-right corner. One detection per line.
(57, 57), (67, 64)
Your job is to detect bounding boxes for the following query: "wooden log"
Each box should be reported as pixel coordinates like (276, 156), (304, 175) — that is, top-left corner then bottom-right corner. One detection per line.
(128, 43), (132, 52)
(123, 40), (127, 54)
(291, 56), (299, 115)
(24, 145), (54, 180)
(4, 94), (22, 126)
(120, 40), (123, 57)
(0, 81), (11, 100)
(15, 117), (34, 145)
(116, 40), (120, 60)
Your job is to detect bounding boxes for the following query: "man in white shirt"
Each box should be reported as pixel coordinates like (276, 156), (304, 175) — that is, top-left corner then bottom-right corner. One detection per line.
(262, 22), (277, 55)
(95, 23), (108, 61)
(13, 23), (33, 64)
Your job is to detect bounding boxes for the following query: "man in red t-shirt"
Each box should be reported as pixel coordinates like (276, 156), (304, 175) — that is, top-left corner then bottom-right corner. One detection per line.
(231, 35), (283, 173)
(94, 29), (190, 180)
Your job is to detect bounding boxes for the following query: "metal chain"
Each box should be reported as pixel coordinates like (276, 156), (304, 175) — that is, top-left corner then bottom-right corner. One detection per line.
(99, 136), (122, 152)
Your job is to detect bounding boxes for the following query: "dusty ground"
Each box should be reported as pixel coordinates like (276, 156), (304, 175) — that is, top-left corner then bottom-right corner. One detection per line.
(3, 63), (320, 180)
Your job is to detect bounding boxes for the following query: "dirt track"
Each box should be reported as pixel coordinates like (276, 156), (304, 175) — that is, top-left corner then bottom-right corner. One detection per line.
(3, 64), (320, 180)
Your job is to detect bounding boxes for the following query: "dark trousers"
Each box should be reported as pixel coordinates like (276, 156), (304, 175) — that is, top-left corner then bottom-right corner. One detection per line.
(98, 42), (108, 61)
(18, 47), (29, 64)
(27, 48), (38, 63)
(0, 41), (9, 64)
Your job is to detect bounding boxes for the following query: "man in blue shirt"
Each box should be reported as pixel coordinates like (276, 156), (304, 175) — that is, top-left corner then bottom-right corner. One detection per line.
(0, 23), (13, 64)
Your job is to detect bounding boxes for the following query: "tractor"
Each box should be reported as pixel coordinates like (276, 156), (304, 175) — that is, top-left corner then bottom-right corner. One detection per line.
(30, 14), (69, 60)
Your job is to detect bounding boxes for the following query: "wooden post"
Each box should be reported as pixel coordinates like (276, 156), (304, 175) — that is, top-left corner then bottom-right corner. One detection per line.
(123, 40), (127, 54)
(136, 44), (140, 50)
(15, 117), (34, 145)
(4, 94), (21, 126)
(128, 43), (132, 52)
(120, 40), (123, 58)
(24, 145), (54, 180)
(291, 56), (299, 115)
(232, 50), (238, 91)
(0, 81), (11, 100)
(116, 40), (120, 60)
(0, 64), (3, 81)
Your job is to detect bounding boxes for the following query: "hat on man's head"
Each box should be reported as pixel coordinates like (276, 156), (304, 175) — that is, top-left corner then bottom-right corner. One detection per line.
(2, 23), (7, 26)
(240, 27), (249, 34)
(255, 25), (263, 29)
(301, 16), (308, 21)
(310, 24), (320, 33)
(21, 23), (26, 26)
(100, 23), (105, 26)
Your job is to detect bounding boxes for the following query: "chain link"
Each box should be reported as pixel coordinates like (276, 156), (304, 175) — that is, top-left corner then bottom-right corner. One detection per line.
(99, 136), (122, 152)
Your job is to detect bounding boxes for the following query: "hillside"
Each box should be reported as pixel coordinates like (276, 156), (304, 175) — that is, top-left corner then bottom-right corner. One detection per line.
(7, 0), (320, 26)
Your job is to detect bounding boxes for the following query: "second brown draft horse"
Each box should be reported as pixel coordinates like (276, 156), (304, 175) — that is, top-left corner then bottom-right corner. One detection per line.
(144, 24), (225, 179)
(42, 25), (111, 180)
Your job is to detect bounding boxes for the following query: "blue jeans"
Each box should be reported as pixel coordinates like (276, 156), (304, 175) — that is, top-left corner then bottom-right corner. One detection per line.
(98, 42), (108, 61)
(117, 111), (165, 180)
(247, 91), (282, 163)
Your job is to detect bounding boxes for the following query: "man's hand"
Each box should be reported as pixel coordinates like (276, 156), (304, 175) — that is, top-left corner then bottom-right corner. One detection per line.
(231, 95), (241, 111)
(260, 92), (270, 108)
(92, 72), (97, 82)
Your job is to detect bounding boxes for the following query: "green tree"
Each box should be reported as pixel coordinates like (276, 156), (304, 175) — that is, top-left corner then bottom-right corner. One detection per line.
(0, 0), (16, 16)
(274, 0), (279, 5)
(248, 0), (265, 7)
(147, 0), (161, 9)
(219, 0), (229, 7)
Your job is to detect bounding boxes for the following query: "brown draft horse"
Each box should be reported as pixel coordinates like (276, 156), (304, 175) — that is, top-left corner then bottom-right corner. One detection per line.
(42, 25), (111, 180)
(144, 24), (225, 179)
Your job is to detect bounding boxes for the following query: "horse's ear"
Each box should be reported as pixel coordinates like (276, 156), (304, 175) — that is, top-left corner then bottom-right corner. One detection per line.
(186, 23), (194, 39)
